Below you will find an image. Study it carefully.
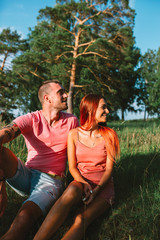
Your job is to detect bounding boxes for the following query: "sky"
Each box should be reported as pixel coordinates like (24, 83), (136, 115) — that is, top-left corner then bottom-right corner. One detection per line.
(1, 0), (160, 120)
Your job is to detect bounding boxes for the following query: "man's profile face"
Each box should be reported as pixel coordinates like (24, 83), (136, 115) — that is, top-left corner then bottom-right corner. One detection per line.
(49, 83), (68, 111)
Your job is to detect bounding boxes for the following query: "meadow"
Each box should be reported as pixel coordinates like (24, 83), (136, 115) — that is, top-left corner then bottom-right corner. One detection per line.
(0, 119), (160, 240)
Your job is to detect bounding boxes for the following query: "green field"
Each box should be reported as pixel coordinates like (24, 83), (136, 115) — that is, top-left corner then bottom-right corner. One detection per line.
(0, 119), (160, 240)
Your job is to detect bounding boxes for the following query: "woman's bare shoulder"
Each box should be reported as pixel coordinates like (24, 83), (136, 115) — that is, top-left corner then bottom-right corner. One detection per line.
(68, 127), (79, 138)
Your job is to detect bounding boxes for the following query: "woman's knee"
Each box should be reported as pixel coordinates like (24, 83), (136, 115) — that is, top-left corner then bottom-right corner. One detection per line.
(73, 213), (89, 230)
(61, 182), (83, 203)
(74, 211), (93, 230)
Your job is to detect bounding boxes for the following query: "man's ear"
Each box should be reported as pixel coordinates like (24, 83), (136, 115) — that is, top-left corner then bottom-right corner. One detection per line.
(44, 94), (51, 103)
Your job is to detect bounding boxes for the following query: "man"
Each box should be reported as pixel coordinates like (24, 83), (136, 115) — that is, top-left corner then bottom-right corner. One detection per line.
(0, 80), (79, 240)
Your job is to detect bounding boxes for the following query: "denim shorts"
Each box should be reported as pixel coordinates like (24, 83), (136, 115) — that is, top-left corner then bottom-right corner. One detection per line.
(6, 159), (65, 216)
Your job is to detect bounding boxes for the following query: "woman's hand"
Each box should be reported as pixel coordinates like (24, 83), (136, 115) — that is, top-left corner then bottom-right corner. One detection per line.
(82, 183), (94, 205)
(83, 184), (101, 205)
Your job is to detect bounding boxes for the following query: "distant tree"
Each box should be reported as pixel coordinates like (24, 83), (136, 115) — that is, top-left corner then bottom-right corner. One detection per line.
(108, 27), (140, 120)
(0, 28), (27, 71)
(13, 0), (137, 115)
(150, 48), (160, 116)
(0, 28), (28, 121)
(138, 49), (160, 119)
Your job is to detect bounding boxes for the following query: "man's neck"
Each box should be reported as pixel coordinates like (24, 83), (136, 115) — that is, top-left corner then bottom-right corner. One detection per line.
(42, 109), (60, 126)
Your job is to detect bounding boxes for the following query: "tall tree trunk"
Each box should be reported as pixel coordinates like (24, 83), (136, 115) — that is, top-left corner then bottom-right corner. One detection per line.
(144, 105), (146, 121)
(121, 108), (125, 121)
(68, 60), (76, 113)
(67, 32), (80, 113)
(1, 51), (8, 71)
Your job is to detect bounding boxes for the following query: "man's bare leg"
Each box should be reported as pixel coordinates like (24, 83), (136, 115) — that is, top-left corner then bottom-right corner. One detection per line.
(0, 147), (19, 216)
(0, 201), (42, 240)
(0, 147), (18, 178)
(0, 147), (43, 240)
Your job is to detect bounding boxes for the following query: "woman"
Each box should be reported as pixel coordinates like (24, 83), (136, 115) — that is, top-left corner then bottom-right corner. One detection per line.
(34, 93), (120, 240)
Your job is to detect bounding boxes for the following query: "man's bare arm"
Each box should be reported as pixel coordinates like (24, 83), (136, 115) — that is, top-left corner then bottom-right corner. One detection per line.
(0, 122), (21, 146)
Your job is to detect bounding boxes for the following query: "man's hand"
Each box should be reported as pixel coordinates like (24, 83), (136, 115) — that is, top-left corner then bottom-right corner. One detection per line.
(0, 181), (7, 217)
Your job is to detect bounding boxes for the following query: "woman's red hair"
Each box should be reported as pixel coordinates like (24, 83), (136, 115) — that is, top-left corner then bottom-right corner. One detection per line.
(80, 94), (120, 161)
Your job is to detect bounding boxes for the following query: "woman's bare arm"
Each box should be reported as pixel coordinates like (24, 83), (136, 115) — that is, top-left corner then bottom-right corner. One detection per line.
(67, 129), (88, 185)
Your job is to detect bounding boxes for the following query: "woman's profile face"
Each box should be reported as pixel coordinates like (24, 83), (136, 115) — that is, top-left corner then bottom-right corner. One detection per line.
(95, 98), (109, 123)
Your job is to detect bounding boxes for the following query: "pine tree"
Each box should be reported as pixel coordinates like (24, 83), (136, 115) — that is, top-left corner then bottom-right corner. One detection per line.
(13, 0), (138, 116)
(138, 49), (160, 118)
(0, 28), (27, 121)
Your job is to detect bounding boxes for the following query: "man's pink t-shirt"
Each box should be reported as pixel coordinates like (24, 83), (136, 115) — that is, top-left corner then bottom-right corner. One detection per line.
(14, 110), (79, 176)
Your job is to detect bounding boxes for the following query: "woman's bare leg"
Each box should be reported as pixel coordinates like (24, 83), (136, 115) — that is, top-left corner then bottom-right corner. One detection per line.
(33, 181), (83, 240)
(62, 196), (110, 240)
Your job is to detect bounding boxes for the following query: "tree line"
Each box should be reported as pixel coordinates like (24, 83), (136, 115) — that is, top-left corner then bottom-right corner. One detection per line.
(0, 0), (159, 122)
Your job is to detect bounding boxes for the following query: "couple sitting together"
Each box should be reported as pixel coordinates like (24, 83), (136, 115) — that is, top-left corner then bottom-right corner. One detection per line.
(0, 80), (120, 240)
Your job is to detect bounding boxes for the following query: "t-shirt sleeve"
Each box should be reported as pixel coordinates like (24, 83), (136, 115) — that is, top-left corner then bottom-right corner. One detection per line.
(14, 113), (33, 134)
(71, 116), (79, 129)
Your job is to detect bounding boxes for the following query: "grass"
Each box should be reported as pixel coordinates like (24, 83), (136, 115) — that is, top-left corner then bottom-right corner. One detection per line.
(0, 119), (160, 239)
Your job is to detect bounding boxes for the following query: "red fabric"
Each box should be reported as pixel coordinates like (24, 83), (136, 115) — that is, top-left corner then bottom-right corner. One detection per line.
(76, 140), (115, 204)
(14, 111), (79, 175)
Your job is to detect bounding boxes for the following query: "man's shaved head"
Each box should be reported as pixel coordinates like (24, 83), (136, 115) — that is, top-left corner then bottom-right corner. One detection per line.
(38, 80), (60, 105)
